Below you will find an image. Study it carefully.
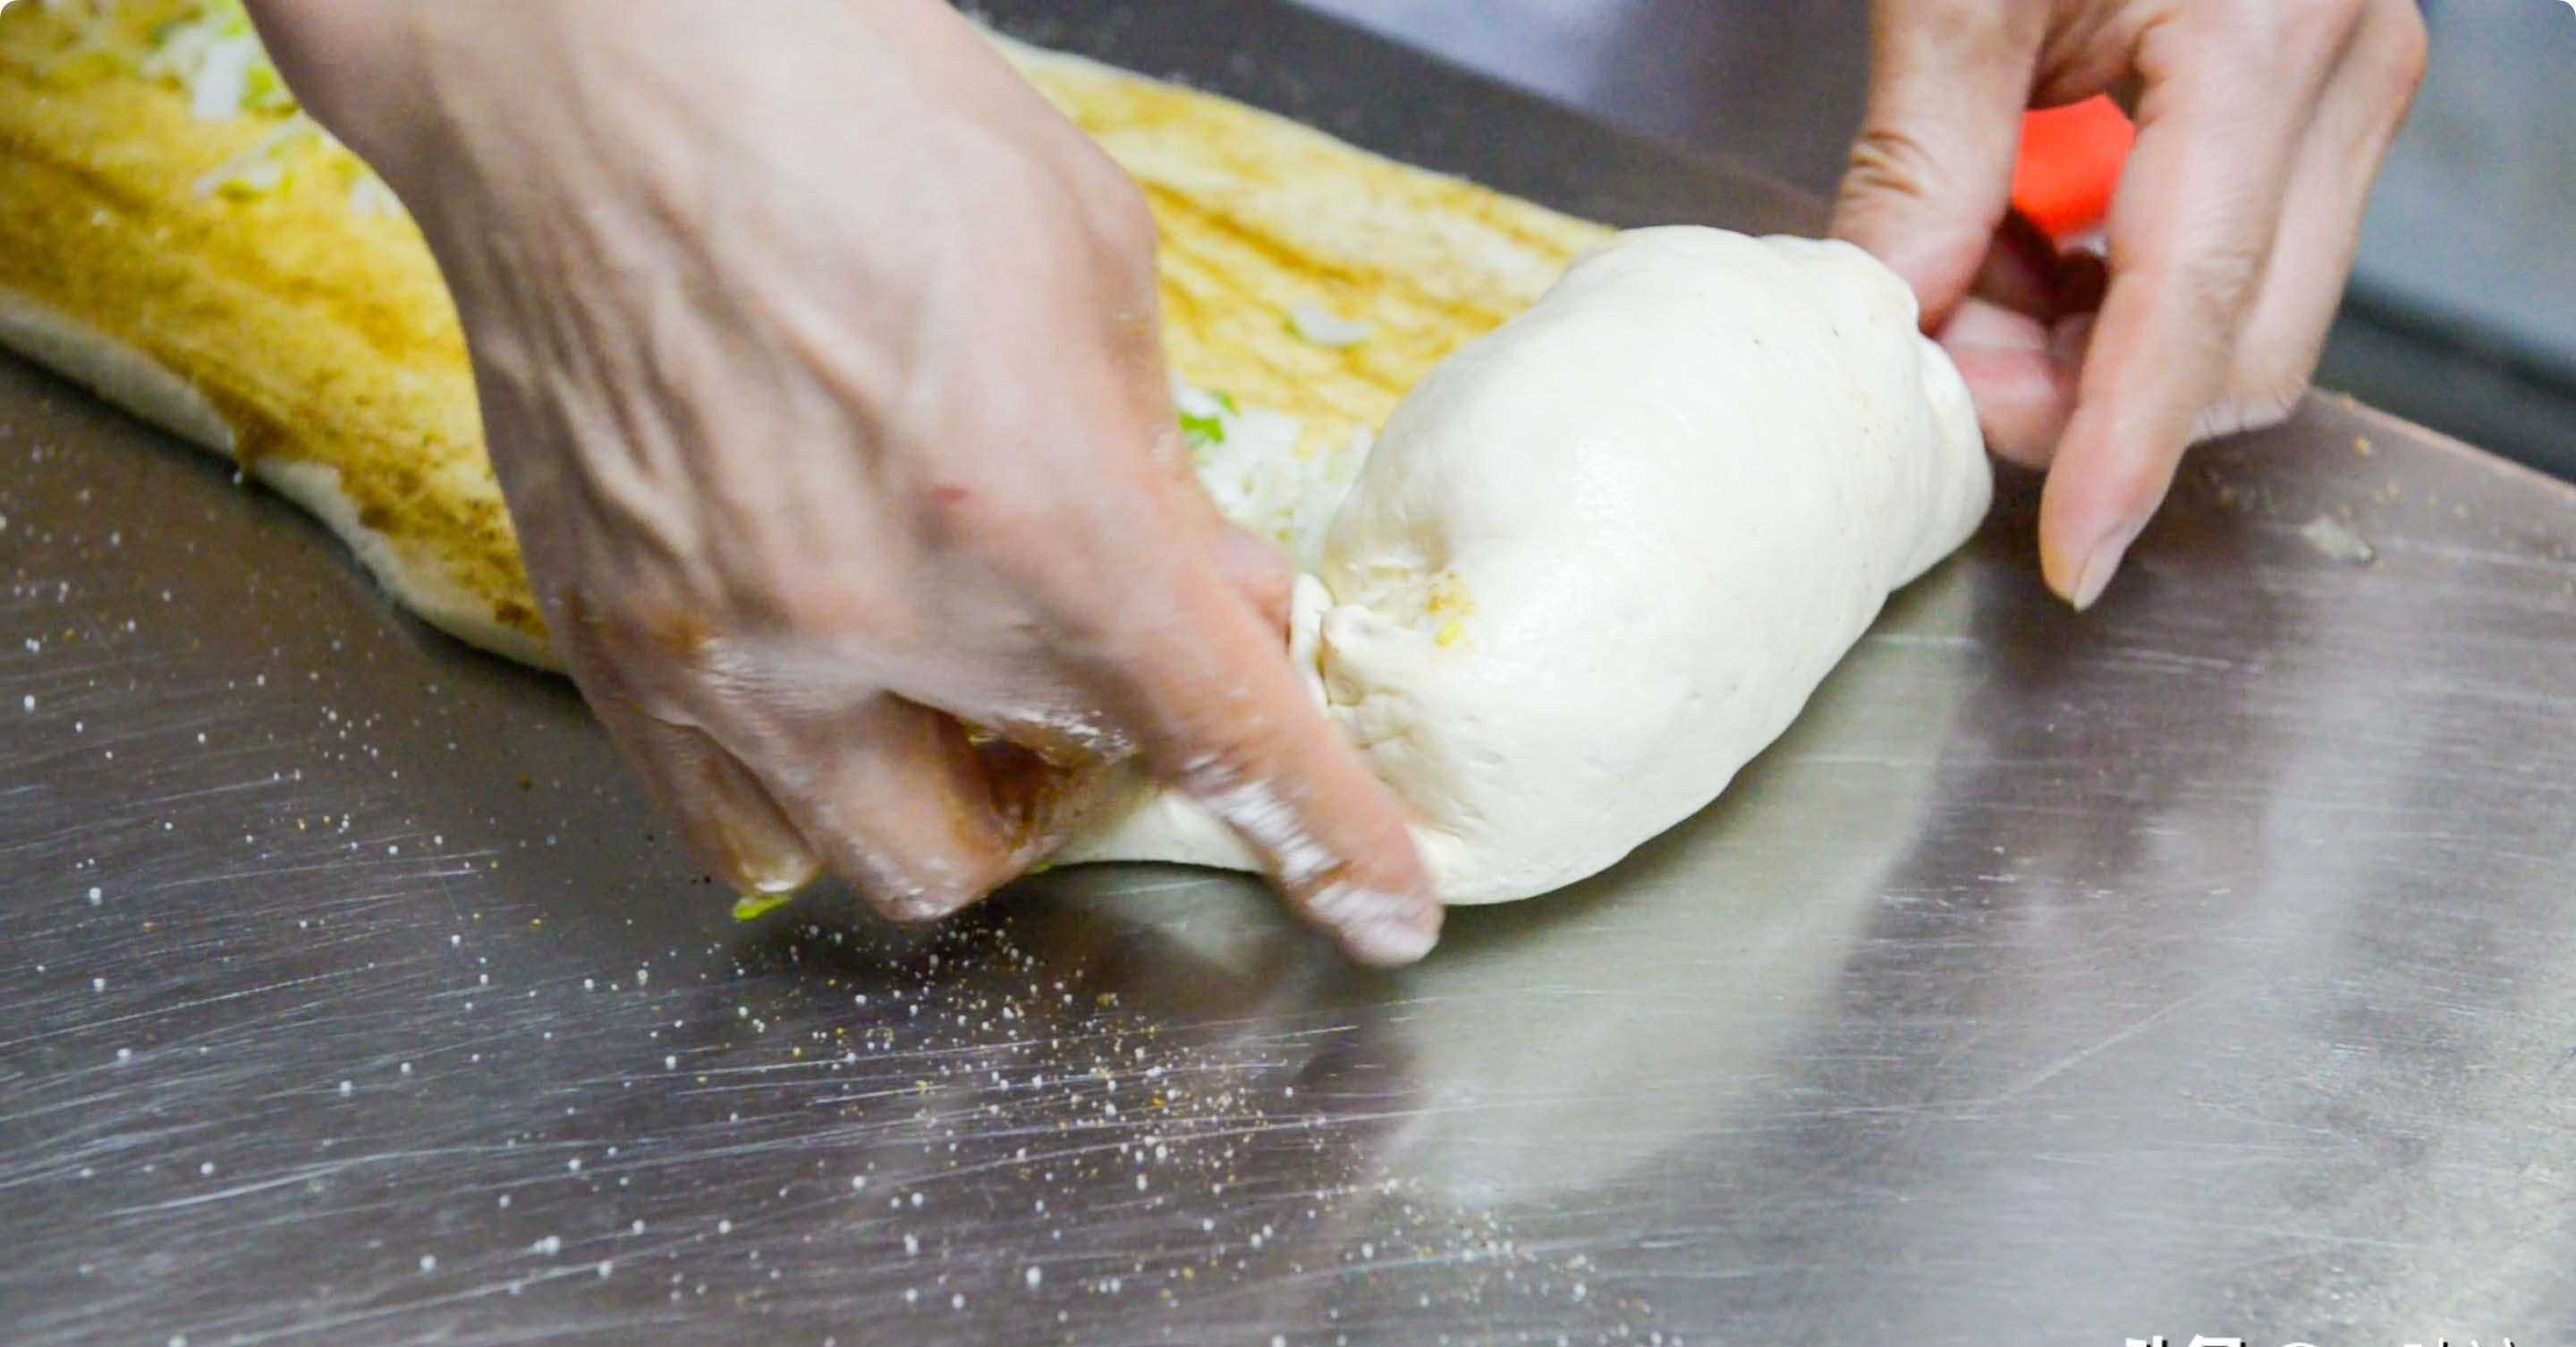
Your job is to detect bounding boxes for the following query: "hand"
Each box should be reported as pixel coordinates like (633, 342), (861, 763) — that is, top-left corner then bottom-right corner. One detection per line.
(247, 0), (1440, 964)
(1832, 0), (2427, 608)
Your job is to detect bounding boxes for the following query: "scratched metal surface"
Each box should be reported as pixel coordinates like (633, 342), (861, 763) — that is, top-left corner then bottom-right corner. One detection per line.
(6, 7), (2576, 1347)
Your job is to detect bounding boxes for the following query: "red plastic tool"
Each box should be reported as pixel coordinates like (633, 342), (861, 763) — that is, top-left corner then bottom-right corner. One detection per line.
(2012, 96), (2136, 243)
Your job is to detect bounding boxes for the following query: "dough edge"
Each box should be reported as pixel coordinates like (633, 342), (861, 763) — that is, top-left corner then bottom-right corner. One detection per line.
(0, 286), (560, 671)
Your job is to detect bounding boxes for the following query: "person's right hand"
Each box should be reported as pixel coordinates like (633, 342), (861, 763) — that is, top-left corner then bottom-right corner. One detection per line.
(247, 0), (1441, 964)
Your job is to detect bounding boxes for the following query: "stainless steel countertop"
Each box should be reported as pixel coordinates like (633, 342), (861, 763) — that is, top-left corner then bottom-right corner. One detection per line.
(5, 5), (2575, 1344)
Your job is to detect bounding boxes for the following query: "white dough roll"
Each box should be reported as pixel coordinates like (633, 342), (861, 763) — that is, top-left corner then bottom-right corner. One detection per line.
(1067, 226), (1991, 904)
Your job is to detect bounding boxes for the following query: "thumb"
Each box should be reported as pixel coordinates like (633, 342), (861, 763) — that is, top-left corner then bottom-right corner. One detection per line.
(1830, 2), (2044, 328)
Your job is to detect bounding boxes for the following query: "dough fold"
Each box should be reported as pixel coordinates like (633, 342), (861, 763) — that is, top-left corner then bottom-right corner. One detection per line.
(1063, 227), (1991, 903)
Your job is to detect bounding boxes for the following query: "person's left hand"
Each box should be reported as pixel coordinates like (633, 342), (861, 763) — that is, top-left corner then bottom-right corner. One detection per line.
(1833, 0), (2428, 609)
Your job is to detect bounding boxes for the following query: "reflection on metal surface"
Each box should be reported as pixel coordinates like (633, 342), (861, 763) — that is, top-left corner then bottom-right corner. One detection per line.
(5, 5), (2576, 1344)
(9, 361), (2572, 1347)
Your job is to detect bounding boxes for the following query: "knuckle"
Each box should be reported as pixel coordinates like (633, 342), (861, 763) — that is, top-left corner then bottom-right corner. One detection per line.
(2172, 242), (2269, 333)
(956, 129), (1152, 284)
(1032, 131), (1158, 276)
(1841, 124), (1949, 207)
(1080, 164), (1159, 267)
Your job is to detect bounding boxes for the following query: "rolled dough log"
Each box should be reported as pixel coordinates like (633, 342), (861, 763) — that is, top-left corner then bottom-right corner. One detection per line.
(1063, 227), (1991, 903)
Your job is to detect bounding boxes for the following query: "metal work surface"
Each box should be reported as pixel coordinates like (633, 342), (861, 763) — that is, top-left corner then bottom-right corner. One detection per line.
(6, 7), (2576, 1346)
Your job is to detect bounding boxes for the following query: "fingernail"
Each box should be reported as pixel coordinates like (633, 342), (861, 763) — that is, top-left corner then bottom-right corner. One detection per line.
(1311, 882), (1440, 967)
(886, 892), (968, 924)
(2069, 516), (2148, 612)
(738, 852), (821, 896)
(1343, 910), (1438, 968)
(719, 818), (821, 896)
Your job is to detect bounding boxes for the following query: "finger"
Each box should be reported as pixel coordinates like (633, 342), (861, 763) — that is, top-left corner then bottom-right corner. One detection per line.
(617, 713), (824, 897)
(545, 591), (824, 896)
(1831, 1), (2046, 327)
(1938, 296), (2082, 466)
(1209, 522), (1298, 635)
(722, 695), (1044, 923)
(1098, 560), (1439, 968)
(2037, 9), (2351, 609)
(1935, 214), (2089, 463)
(1149, 412), (1301, 635)
(1121, 426), (1426, 964)
(2214, 0), (2428, 434)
